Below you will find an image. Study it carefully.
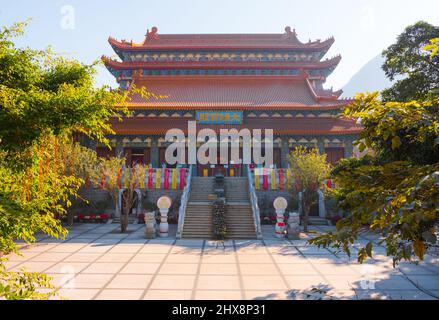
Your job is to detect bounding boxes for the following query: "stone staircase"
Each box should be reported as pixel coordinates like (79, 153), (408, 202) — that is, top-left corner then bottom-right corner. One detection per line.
(181, 176), (257, 239)
(181, 177), (214, 239)
(224, 177), (257, 239)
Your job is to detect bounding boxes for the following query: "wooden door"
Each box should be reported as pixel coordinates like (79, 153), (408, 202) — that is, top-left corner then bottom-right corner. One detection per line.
(325, 147), (345, 165)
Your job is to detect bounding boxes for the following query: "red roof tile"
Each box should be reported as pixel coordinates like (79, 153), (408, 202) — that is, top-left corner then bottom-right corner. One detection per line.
(108, 29), (334, 51)
(102, 56), (341, 71)
(124, 76), (348, 108)
(109, 117), (362, 136)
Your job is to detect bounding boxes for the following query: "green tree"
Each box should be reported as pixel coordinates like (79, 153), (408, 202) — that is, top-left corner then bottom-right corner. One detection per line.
(310, 93), (439, 265)
(381, 21), (439, 102)
(0, 21), (131, 299)
(288, 147), (331, 232)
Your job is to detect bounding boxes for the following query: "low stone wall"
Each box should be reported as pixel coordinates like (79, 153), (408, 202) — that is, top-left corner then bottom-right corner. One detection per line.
(74, 188), (183, 219)
(256, 190), (295, 206)
(256, 190), (298, 218)
(78, 188), (111, 204)
(145, 190), (182, 207)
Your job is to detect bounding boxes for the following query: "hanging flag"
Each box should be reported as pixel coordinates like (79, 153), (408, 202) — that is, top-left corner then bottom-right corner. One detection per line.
(164, 168), (170, 189)
(100, 172), (106, 189)
(254, 169), (260, 190)
(179, 168), (186, 190)
(278, 169), (284, 190)
(171, 168), (177, 189)
(155, 169), (161, 189)
(140, 169), (145, 189)
(117, 168), (122, 189)
(124, 167), (130, 188)
(270, 169), (277, 190)
(148, 167), (154, 189)
(262, 168), (268, 190)
(326, 179), (332, 189)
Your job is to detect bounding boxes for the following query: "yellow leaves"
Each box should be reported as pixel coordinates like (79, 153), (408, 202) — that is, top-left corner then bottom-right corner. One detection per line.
(413, 240), (426, 260)
(288, 146), (331, 190)
(423, 38), (439, 60)
(391, 136), (402, 149)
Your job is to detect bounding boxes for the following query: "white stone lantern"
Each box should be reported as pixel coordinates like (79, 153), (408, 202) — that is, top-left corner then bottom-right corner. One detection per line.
(273, 197), (288, 238)
(157, 196), (172, 237)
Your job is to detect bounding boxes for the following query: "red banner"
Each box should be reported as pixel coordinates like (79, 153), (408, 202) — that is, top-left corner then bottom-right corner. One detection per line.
(100, 172), (106, 189)
(117, 169), (122, 189)
(148, 168), (154, 189)
(179, 168), (186, 190)
(262, 168), (268, 190)
(164, 168), (170, 190)
(326, 179), (332, 189)
(278, 169), (284, 190)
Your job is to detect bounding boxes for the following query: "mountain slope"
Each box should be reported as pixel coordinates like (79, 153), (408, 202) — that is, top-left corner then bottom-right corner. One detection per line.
(342, 54), (392, 98)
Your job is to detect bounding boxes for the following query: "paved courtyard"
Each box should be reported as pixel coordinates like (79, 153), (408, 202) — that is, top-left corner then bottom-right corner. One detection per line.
(5, 223), (439, 300)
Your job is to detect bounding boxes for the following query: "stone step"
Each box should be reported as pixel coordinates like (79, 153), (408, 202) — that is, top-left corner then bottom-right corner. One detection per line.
(308, 217), (331, 226)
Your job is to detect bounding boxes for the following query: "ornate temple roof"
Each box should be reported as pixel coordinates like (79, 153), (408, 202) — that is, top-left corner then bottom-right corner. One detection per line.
(109, 116), (362, 136)
(102, 27), (361, 137)
(123, 76), (347, 109)
(108, 26), (335, 51)
(102, 55), (341, 72)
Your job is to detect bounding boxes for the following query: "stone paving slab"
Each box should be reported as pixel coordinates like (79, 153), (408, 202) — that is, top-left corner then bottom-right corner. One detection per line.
(4, 223), (439, 300)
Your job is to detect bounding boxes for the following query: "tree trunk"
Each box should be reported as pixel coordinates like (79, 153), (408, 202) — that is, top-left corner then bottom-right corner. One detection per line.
(303, 205), (310, 233)
(121, 207), (129, 233)
(67, 211), (74, 226)
(121, 192), (129, 233)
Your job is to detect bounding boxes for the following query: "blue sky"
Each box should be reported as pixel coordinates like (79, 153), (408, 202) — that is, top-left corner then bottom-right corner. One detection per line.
(1, 0), (437, 89)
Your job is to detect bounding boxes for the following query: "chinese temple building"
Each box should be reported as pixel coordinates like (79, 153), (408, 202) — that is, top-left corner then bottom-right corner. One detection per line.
(100, 26), (362, 176)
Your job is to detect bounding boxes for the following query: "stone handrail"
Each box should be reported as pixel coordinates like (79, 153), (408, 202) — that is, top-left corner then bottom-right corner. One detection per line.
(176, 165), (193, 239)
(246, 165), (263, 239)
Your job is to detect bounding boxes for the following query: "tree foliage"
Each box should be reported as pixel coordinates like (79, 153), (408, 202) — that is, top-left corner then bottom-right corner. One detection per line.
(0, 21), (131, 299)
(0, 258), (59, 300)
(381, 21), (439, 102)
(310, 94), (439, 265)
(288, 147), (331, 232)
(424, 38), (439, 60)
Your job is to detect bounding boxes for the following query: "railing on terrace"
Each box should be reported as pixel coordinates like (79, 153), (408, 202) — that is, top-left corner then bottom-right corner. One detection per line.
(249, 167), (335, 191)
(246, 165), (263, 239)
(176, 165), (193, 239)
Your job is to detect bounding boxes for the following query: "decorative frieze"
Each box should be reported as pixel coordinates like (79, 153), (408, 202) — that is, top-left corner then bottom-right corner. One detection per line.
(123, 51), (321, 63)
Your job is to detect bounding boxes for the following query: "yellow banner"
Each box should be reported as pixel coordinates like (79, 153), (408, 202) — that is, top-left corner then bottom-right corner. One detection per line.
(254, 170), (260, 190)
(155, 169), (161, 189)
(171, 168), (177, 189)
(270, 169), (276, 190)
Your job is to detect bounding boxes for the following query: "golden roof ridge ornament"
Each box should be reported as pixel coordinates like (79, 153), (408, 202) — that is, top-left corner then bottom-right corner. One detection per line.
(145, 26), (159, 42)
(283, 26), (297, 40)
